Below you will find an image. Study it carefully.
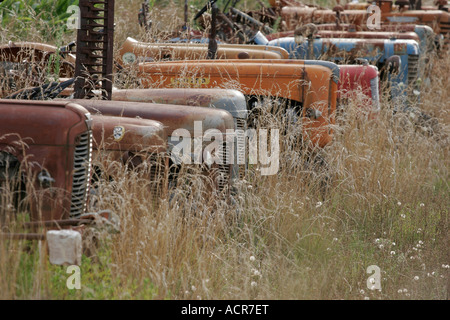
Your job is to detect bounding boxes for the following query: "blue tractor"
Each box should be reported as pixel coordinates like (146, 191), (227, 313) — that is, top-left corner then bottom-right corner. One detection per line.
(252, 30), (422, 110)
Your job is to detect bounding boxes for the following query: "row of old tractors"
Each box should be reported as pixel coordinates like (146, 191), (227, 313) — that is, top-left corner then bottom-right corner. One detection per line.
(0, 0), (447, 264)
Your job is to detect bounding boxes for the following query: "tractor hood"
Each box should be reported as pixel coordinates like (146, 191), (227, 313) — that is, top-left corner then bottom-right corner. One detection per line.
(117, 37), (288, 64)
(268, 36), (420, 62)
(111, 88), (248, 119)
(0, 99), (90, 146)
(91, 114), (167, 154)
(66, 99), (235, 138)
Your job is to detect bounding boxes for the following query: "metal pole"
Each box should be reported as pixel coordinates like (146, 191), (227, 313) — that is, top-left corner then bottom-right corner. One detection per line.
(207, 3), (218, 59)
(185, 0), (188, 28)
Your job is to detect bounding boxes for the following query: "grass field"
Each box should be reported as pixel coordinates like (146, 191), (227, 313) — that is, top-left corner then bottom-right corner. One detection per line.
(0, 0), (448, 300)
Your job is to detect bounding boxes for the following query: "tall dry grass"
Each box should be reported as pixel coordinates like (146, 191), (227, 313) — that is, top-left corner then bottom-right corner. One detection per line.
(0, 0), (448, 300)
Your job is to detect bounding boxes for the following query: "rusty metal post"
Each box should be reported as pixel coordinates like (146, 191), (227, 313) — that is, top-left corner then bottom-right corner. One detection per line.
(142, 2), (148, 30)
(74, 0), (115, 100)
(207, 2), (218, 59)
(184, 0), (188, 29)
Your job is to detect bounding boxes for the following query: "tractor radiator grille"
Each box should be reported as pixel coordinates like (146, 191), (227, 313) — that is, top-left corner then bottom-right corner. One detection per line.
(407, 54), (419, 86)
(216, 142), (232, 192)
(235, 118), (247, 180)
(70, 131), (92, 218)
(440, 21), (450, 34)
(440, 21), (450, 49)
(147, 153), (168, 199)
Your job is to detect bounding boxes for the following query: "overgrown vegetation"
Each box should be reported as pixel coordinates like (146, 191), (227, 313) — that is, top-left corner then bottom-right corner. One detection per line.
(0, 0), (79, 42)
(0, 0), (448, 300)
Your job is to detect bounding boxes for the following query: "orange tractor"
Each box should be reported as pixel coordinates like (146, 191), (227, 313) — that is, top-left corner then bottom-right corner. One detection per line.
(269, 0), (449, 49)
(133, 58), (338, 148)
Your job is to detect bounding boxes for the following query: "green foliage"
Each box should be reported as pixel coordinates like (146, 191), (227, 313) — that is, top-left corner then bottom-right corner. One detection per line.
(48, 253), (160, 299)
(0, 0), (79, 41)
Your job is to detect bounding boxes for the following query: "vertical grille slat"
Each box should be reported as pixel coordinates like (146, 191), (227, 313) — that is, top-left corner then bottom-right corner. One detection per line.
(70, 132), (92, 218)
